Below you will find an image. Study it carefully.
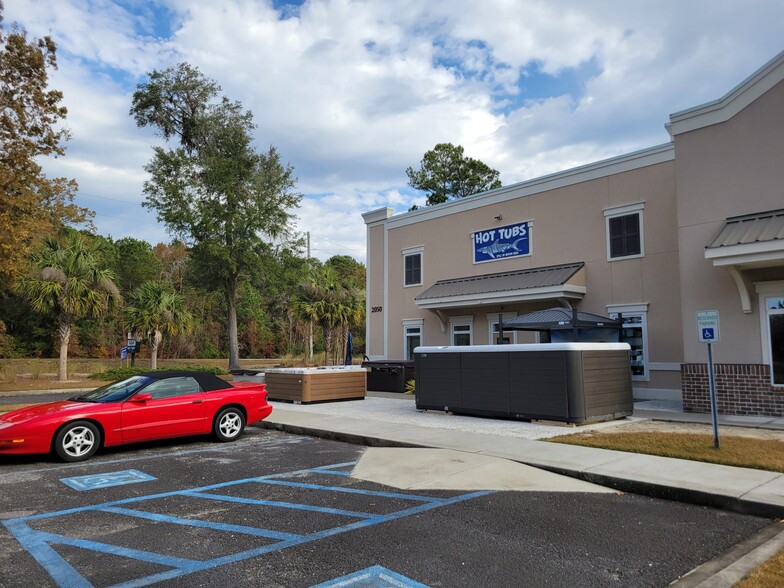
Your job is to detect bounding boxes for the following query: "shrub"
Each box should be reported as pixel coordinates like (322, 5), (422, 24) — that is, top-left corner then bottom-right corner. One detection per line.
(405, 379), (415, 395)
(91, 365), (228, 380)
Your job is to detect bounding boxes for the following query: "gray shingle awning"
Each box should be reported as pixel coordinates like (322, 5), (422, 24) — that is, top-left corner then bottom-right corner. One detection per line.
(414, 262), (586, 309)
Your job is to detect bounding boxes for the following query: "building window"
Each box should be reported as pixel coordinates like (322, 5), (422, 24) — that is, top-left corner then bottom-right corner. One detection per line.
(487, 312), (517, 345)
(450, 316), (473, 346)
(402, 246), (423, 287)
(605, 203), (644, 261)
(767, 298), (784, 386)
(756, 282), (784, 387)
(608, 303), (649, 381)
(402, 319), (423, 360)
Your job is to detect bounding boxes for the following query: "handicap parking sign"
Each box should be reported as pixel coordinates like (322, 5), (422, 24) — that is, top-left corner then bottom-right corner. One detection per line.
(696, 310), (720, 343)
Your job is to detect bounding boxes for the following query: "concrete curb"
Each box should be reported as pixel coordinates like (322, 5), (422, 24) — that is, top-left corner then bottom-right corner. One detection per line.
(671, 522), (784, 587)
(259, 420), (784, 519)
(538, 465), (784, 520)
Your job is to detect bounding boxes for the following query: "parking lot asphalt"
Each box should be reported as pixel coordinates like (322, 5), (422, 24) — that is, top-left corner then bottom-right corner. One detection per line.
(0, 427), (778, 588)
(258, 397), (784, 520)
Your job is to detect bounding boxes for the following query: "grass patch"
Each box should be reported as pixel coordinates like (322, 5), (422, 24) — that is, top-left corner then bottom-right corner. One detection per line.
(736, 548), (784, 587)
(548, 431), (784, 473)
(0, 358), (283, 390)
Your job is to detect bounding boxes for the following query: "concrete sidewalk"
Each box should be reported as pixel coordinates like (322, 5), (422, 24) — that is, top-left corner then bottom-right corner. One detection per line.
(260, 397), (784, 519)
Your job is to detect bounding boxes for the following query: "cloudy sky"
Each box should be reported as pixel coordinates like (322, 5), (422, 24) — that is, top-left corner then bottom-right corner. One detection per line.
(6, 0), (784, 263)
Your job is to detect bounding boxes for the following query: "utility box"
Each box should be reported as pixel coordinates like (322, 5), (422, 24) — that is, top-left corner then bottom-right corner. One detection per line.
(362, 360), (415, 393)
(414, 343), (632, 424)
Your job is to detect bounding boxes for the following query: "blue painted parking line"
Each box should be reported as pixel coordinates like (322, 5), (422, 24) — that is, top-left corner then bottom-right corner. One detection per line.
(4, 462), (493, 588)
(310, 565), (430, 588)
(191, 491), (379, 519)
(101, 506), (301, 541)
(312, 468), (352, 477)
(60, 469), (157, 491)
(252, 478), (440, 502)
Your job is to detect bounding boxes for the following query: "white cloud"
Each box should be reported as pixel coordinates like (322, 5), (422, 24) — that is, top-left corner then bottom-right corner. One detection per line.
(4, 0), (784, 263)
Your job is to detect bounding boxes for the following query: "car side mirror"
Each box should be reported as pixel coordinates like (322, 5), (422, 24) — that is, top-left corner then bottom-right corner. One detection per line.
(130, 393), (152, 403)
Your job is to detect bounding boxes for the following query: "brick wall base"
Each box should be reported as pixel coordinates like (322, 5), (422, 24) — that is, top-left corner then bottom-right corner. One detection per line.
(681, 363), (784, 417)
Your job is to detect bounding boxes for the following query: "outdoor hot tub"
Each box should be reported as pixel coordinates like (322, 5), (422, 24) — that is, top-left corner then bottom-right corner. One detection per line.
(264, 366), (367, 403)
(414, 342), (632, 424)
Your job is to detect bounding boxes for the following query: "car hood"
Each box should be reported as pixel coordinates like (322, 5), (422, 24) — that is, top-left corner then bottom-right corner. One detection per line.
(0, 400), (94, 425)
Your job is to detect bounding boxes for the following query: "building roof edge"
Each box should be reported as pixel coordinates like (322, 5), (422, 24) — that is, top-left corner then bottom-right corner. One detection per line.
(668, 50), (784, 137)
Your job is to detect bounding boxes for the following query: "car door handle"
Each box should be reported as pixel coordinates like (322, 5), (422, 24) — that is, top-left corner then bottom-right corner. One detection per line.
(192, 400), (203, 404)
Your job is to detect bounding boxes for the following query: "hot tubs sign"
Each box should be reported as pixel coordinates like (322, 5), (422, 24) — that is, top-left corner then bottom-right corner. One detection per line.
(473, 221), (530, 263)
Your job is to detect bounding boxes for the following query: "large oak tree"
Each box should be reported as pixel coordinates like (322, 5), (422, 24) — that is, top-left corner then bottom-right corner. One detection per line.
(0, 3), (92, 288)
(131, 63), (301, 370)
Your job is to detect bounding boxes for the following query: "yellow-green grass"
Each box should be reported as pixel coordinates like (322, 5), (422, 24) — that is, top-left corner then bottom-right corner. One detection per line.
(735, 548), (784, 587)
(0, 358), (283, 391)
(548, 431), (784, 473)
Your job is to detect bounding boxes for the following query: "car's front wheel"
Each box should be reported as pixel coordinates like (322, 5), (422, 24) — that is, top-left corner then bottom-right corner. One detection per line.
(214, 407), (246, 442)
(54, 421), (101, 462)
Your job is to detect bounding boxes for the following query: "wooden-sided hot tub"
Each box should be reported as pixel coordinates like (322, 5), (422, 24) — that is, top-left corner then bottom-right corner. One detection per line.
(264, 366), (367, 403)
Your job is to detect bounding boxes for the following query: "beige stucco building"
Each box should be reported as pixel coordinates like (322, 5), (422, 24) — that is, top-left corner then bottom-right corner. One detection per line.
(363, 51), (784, 417)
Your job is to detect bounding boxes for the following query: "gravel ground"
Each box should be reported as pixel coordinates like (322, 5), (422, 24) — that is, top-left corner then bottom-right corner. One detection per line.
(268, 396), (649, 440)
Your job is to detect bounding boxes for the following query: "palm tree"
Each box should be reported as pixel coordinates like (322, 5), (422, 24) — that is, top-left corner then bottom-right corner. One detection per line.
(17, 232), (121, 381)
(122, 280), (192, 370)
(295, 265), (361, 365)
(338, 286), (364, 364)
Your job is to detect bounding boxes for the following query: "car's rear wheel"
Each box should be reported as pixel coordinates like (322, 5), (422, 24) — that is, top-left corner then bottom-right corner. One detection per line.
(54, 421), (101, 462)
(214, 407), (246, 442)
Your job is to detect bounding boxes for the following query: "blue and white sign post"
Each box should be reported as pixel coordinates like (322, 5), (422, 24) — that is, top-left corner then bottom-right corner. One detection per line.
(697, 310), (721, 448)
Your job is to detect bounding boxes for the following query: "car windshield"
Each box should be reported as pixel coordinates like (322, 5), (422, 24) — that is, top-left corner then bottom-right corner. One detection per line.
(70, 376), (154, 403)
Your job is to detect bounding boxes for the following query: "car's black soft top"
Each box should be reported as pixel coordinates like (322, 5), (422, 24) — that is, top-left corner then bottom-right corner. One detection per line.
(139, 370), (233, 392)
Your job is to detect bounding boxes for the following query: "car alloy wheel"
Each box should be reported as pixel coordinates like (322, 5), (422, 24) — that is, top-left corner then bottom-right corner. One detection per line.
(54, 421), (101, 462)
(214, 407), (245, 442)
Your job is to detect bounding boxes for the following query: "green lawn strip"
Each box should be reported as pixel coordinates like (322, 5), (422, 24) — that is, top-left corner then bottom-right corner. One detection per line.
(548, 432), (784, 473)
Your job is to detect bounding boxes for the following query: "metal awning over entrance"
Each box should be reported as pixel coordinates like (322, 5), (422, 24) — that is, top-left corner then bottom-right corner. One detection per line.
(705, 208), (784, 313)
(414, 261), (586, 310)
(705, 208), (784, 267)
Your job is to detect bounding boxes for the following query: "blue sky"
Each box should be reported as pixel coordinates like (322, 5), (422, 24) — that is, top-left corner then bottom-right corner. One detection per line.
(5, 0), (784, 263)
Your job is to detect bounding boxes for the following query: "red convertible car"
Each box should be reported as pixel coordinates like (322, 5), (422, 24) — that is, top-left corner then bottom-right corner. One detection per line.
(0, 371), (272, 462)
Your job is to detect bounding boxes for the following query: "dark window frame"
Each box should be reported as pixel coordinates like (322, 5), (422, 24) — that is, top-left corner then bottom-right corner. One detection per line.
(608, 212), (642, 259)
(404, 252), (422, 286)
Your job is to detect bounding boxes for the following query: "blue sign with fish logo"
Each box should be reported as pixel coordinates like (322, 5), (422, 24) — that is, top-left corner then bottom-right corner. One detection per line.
(473, 221), (531, 263)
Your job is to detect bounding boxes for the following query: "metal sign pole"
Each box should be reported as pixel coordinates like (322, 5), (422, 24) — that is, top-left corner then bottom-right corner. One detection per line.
(696, 310), (720, 449)
(706, 342), (720, 449)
